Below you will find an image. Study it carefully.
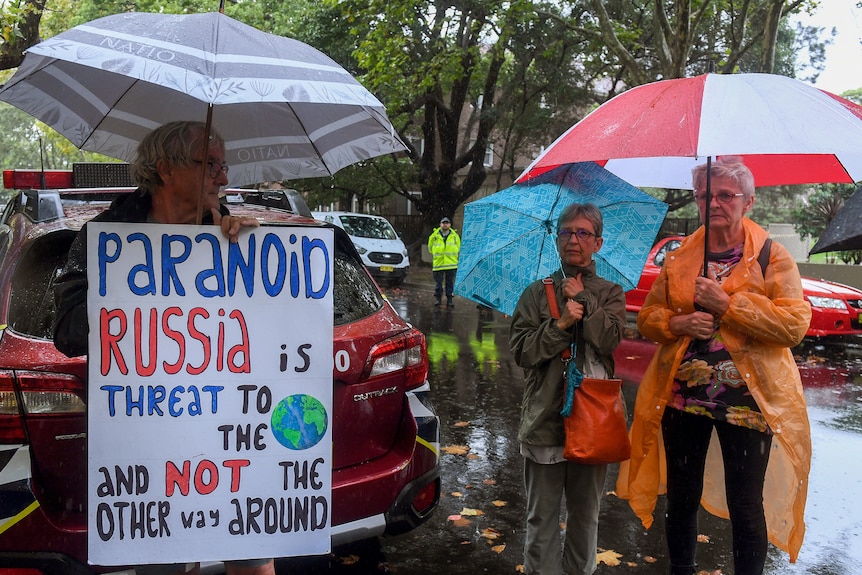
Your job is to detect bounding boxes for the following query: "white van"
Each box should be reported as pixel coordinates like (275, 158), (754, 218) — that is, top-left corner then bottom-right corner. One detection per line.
(312, 211), (409, 286)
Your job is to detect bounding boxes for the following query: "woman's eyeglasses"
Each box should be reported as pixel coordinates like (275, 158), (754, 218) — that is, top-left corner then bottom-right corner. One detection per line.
(193, 160), (230, 178)
(692, 191), (744, 204)
(557, 229), (596, 241)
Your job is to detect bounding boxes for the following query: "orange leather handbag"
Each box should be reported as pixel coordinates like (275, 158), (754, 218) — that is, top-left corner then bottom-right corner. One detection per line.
(543, 278), (631, 464)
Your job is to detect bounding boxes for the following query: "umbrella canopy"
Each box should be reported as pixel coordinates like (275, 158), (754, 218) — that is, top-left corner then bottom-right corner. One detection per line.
(454, 162), (668, 316)
(809, 185), (862, 254)
(517, 73), (862, 189)
(0, 11), (405, 187)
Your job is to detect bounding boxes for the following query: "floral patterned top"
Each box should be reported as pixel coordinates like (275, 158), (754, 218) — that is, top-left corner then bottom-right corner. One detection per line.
(668, 244), (770, 433)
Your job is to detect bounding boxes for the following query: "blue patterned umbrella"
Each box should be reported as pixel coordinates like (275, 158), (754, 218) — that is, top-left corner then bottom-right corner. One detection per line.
(454, 162), (668, 315)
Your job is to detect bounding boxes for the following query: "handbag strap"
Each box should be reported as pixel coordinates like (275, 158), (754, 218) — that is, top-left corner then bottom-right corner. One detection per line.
(543, 278), (572, 360)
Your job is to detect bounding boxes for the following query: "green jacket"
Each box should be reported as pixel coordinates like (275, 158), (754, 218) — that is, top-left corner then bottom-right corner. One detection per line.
(509, 264), (626, 446)
(427, 227), (461, 271)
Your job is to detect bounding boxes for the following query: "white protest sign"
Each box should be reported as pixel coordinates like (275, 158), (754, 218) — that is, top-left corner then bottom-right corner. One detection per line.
(86, 223), (333, 565)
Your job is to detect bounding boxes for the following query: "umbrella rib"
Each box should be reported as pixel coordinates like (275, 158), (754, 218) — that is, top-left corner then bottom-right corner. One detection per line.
(78, 78), (145, 153)
(286, 101), (335, 176)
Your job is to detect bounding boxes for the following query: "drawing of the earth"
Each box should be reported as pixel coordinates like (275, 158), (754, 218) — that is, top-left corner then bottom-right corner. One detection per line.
(270, 394), (328, 450)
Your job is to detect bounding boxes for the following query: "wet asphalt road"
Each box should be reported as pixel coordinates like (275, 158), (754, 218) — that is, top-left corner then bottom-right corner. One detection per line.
(275, 275), (862, 575)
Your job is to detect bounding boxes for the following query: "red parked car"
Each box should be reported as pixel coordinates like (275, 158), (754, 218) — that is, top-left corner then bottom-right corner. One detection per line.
(0, 165), (440, 574)
(626, 235), (862, 337)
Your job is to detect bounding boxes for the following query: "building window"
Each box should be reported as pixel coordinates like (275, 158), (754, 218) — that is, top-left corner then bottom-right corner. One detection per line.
(484, 143), (494, 167)
(470, 139), (494, 167)
(407, 136), (425, 156)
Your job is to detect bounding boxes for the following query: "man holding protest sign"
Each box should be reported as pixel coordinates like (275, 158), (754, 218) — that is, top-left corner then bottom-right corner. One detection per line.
(54, 121), (275, 575)
(54, 121), (259, 357)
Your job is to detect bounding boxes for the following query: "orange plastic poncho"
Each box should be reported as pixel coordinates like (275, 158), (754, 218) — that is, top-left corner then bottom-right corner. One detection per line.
(615, 219), (812, 562)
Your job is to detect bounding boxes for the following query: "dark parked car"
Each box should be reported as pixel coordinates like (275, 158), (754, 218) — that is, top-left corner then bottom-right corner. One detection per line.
(626, 235), (862, 337)
(0, 165), (440, 574)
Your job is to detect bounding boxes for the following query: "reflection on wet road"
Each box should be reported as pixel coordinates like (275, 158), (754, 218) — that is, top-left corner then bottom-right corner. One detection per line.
(276, 279), (862, 575)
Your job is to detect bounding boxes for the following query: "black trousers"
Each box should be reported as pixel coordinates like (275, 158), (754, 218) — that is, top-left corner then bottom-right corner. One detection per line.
(662, 408), (772, 575)
(433, 269), (456, 299)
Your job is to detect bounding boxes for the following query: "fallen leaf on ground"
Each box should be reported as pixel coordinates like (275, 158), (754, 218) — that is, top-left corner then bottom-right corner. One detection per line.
(447, 514), (462, 521)
(492, 500), (507, 507)
(596, 549), (623, 566)
(483, 478), (497, 485)
(337, 555), (359, 565)
(453, 420), (470, 427)
(451, 491), (463, 497)
(626, 562), (638, 567)
(460, 507), (484, 516)
(515, 565), (525, 573)
(452, 517), (472, 527)
(480, 527), (501, 540)
(491, 544), (506, 553)
(697, 533), (711, 543)
(441, 445), (470, 455)
(467, 453), (481, 460)
(644, 556), (658, 563)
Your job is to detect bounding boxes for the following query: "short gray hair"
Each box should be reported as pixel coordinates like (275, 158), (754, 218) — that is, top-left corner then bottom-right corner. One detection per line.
(557, 203), (603, 238)
(130, 121), (225, 191)
(692, 156), (755, 197)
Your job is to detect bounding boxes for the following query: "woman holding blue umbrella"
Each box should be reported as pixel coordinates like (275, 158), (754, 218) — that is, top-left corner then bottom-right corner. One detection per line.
(509, 203), (626, 575)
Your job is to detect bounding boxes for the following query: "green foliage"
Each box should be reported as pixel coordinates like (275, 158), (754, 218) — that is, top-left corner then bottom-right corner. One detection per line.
(290, 157), (415, 213)
(0, 0), (41, 47)
(747, 184), (807, 226)
(0, 102), (116, 192)
(791, 183), (855, 239)
(791, 183), (861, 264)
(0, 0), (842, 224)
(841, 88), (862, 105)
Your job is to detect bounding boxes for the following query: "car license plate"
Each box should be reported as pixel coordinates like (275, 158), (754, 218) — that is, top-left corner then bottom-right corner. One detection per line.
(380, 266), (394, 272)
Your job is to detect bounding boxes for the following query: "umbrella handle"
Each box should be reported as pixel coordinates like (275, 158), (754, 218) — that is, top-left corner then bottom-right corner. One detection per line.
(702, 156), (711, 277)
(195, 104), (216, 226)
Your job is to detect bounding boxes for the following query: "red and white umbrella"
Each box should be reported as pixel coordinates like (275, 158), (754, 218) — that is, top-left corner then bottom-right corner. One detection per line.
(517, 73), (862, 189)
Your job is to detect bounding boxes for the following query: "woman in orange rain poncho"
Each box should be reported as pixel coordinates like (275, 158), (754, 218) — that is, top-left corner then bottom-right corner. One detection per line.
(616, 158), (812, 575)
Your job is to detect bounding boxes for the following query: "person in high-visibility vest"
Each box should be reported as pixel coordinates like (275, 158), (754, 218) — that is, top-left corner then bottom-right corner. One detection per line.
(427, 217), (461, 308)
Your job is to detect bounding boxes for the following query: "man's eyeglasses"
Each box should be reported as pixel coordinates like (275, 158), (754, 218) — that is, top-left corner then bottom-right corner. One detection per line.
(557, 229), (596, 241)
(692, 191), (744, 204)
(193, 160), (229, 178)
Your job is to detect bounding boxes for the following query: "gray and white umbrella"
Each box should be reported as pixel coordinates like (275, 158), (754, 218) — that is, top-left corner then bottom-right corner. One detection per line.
(0, 11), (406, 187)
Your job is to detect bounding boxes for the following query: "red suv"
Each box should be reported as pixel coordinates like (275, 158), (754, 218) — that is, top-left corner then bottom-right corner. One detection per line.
(0, 165), (440, 574)
(627, 235), (862, 337)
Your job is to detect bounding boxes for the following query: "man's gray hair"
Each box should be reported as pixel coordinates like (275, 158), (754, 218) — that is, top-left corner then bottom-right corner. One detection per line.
(130, 121), (225, 191)
(557, 203), (603, 238)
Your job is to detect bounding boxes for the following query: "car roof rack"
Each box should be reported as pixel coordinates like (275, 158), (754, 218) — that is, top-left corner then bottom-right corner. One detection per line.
(222, 188), (312, 217)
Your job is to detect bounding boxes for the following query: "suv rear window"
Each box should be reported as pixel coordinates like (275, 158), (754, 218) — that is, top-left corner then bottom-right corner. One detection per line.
(6, 229), (384, 340)
(8, 231), (77, 339)
(331, 248), (384, 324)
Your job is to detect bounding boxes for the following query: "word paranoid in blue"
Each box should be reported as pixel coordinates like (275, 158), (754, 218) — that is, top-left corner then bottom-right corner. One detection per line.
(97, 230), (330, 299)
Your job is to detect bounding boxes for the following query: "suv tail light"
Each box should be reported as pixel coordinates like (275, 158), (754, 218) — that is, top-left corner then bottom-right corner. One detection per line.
(362, 328), (428, 390)
(0, 370), (85, 443)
